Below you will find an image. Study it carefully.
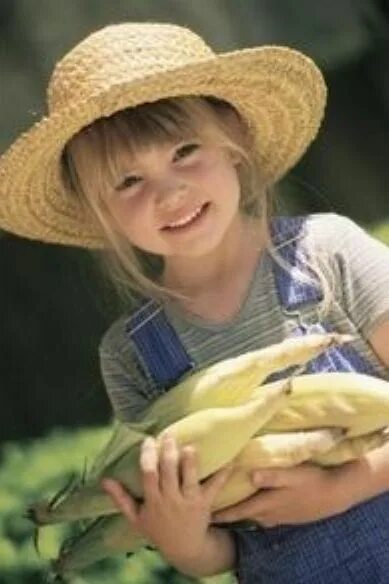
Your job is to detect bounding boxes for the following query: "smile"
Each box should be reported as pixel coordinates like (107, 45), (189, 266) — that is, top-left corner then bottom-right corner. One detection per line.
(162, 203), (209, 230)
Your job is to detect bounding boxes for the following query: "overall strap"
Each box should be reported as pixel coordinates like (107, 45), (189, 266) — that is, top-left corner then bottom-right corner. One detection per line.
(270, 215), (322, 311)
(125, 299), (195, 391)
(270, 215), (378, 376)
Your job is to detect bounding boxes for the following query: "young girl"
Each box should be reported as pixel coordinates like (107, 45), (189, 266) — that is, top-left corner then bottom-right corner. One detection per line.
(1, 22), (389, 584)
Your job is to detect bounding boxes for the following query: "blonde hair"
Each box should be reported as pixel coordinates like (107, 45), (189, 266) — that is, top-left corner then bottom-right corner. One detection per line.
(62, 95), (333, 316)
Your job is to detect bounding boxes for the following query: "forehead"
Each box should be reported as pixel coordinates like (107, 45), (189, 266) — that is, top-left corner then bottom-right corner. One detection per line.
(115, 139), (181, 169)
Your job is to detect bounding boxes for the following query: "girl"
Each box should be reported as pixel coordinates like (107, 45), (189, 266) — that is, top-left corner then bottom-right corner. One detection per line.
(1, 22), (389, 584)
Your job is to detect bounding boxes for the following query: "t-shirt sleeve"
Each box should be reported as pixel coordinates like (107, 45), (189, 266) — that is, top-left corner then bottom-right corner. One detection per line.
(98, 341), (151, 423)
(329, 214), (389, 337)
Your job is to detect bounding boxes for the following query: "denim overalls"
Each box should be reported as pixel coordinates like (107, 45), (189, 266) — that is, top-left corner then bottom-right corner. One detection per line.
(125, 217), (389, 583)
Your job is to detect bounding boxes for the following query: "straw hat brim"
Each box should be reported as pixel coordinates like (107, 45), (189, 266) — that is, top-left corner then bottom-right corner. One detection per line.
(0, 46), (327, 248)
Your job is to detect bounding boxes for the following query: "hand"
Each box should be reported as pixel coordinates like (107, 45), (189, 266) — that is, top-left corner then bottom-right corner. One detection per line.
(102, 433), (233, 563)
(212, 462), (352, 527)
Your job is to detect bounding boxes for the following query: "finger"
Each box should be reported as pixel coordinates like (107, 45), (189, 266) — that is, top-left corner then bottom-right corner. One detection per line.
(140, 437), (159, 499)
(251, 468), (286, 489)
(180, 445), (199, 496)
(212, 491), (272, 524)
(158, 433), (180, 495)
(101, 478), (138, 525)
(202, 462), (235, 503)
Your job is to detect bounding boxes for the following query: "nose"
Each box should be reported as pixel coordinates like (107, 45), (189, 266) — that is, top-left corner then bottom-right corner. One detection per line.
(154, 177), (189, 210)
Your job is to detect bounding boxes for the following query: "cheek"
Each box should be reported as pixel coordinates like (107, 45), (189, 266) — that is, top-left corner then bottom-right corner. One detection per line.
(194, 157), (241, 194)
(214, 162), (241, 202)
(106, 197), (152, 242)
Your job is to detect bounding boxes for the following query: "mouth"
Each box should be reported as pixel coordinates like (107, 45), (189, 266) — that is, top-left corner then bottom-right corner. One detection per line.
(161, 202), (210, 232)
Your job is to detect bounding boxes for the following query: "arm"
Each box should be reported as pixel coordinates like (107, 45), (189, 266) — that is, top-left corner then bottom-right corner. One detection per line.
(330, 439), (389, 510)
(161, 524), (235, 578)
(333, 318), (389, 506)
(330, 215), (389, 345)
(368, 319), (389, 369)
(212, 319), (389, 527)
(99, 342), (151, 422)
(99, 334), (236, 575)
(330, 224), (389, 504)
(213, 319), (389, 528)
(212, 446), (389, 528)
(103, 436), (236, 578)
(99, 325), (236, 575)
(213, 322), (389, 528)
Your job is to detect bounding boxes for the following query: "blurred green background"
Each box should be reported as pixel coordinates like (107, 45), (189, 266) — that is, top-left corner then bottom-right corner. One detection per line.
(1, 1), (389, 582)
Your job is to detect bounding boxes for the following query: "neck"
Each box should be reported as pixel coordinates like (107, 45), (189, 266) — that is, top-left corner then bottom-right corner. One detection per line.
(161, 213), (268, 296)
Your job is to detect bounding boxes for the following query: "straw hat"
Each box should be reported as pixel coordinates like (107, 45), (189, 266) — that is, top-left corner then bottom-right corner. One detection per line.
(0, 22), (327, 248)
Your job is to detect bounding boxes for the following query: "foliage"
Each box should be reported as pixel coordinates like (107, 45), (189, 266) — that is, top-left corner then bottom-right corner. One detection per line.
(0, 427), (235, 583)
(370, 220), (389, 244)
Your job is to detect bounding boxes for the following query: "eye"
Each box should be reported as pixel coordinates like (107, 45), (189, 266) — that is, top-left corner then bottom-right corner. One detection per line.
(173, 142), (200, 162)
(116, 174), (142, 191)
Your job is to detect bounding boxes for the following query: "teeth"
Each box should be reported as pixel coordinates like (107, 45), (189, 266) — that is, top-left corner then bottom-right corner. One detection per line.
(166, 205), (203, 228)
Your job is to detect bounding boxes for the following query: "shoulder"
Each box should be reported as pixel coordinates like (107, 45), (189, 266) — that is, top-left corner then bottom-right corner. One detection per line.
(270, 212), (380, 289)
(274, 212), (373, 260)
(271, 212), (352, 244)
(99, 313), (129, 357)
(299, 212), (388, 262)
(270, 212), (360, 257)
(299, 212), (361, 249)
(99, 296), (150, 358)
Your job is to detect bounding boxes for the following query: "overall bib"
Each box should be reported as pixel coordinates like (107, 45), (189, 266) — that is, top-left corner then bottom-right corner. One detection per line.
(125, 217), (389, 583)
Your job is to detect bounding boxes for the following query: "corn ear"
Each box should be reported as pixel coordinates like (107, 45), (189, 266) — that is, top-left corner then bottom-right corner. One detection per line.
(87, 421), (152, 480)
(141, 332), (352, 431)
(28, 426), (146, 525)
(257, 372), (389, 437)
(235, 428), (344, 468)
(49, 426), (348, 577)
(48, 426), (344, 577)
(28, 380), (290, 526)
(312, 429), (389, 466)
(27, 333), (350, 527)
(156, 378), (291, 479)
(212, 428), (343, 510)
(51, 514), (148, 578)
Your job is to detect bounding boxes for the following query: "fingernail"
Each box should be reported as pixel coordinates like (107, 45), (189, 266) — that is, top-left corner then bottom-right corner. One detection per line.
(101, 477), (116, 490)
(161, 432), (175, 445)
(142, 436), (155, 448)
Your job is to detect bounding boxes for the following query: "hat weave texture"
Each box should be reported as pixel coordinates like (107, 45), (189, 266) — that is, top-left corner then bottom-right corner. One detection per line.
(0, 22), (327, 248)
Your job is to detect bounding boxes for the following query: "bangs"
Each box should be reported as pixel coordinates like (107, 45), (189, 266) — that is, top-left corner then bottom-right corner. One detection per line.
(105, 100), (207, 190)
(64, 96), (248, 203)
(66, 97), (219, 199)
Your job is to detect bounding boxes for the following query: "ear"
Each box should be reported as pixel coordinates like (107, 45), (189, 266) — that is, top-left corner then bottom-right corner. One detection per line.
(227, 148), (242, 166)
(220, 108), (249, 165)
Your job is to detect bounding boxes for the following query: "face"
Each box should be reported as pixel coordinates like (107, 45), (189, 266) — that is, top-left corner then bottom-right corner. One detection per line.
(103, 138), (242, 262)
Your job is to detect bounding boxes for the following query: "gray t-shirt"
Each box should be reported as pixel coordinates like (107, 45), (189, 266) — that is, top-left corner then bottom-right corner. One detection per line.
(99, 213), (389, 422)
